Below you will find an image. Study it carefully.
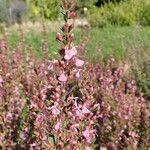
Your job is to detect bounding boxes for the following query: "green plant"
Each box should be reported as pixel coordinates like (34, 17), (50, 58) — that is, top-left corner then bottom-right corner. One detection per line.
(27, 0), (59, 21)
(87, 0), (150, 27)
(76, 0), (94, 16)
(139, 3), (150, 26)
(126, 26), (150, 99)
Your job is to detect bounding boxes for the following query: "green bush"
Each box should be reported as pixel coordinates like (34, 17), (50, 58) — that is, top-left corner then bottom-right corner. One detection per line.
(88, 0), (150, 27)
(139, 4), (150, 26)
(27, 0), (59, 21)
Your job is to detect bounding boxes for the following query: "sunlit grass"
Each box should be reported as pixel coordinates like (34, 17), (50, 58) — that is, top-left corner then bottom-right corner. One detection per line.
(3, 26), (150, 61)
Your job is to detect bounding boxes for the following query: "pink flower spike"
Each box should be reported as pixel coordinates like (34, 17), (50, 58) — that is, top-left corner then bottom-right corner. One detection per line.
(64, 47), (77, 60)
(58, 73), (67, 82)
(75, 58), (84, 67)
(54, 121), (61, 131)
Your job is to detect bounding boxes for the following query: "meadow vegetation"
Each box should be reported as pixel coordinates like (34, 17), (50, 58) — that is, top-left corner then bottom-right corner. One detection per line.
(0, 0), (150, 149)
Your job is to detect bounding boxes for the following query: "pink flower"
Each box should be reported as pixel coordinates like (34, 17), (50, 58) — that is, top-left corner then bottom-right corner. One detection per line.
(51, 106), (60, 116)
(36, 113), (46, 123)
(82, 127), (95, 143)
(58, 73), (67, 82)
(64, 47), (77, 60)
(56, 32), (63, 42)
(54, 121), (61, 131)
(76, 71), (80, 79)
(82, 106), (90, 114)
(75, 58), (84, 67)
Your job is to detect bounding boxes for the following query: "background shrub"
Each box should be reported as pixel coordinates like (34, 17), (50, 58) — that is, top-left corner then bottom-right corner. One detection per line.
(27, 0), (59, 21)
(139, 3), (150, 26)
(87, 0), (150, 27)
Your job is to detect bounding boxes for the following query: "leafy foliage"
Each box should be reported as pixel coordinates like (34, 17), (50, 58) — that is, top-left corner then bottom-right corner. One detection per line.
(88, 0), (150, 27)
(27, 0), (59, 21)
(139, 3), (150, 26)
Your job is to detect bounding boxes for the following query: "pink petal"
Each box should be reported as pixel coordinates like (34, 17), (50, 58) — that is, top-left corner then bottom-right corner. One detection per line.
(82, 128), (95, 143)
(64, 53), (73, 60)
(0, 76), (3, 83)
(82, 129), (90, 139)
(54, 122), (61, 131)
(76, 71), (80, 78)
(58, 73), (67, 82)
(64, 47), (77, 60)
(51, 106), (60, 116)
(71, 47), (77, 55)
(82, 106), (90, 114)
(75, 59), (84, 67)
(36, 113), (45, 123)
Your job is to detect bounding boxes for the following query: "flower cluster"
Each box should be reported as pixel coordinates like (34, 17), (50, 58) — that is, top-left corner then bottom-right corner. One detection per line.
(0, 0), (150, 149)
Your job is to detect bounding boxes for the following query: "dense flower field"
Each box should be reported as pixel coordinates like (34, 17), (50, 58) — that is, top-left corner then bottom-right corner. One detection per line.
(0, 0), (150, 149)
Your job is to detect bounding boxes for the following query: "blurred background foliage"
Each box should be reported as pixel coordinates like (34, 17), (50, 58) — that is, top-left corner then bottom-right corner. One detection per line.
(27, 0), (59, 21)
(88, 0), (150, 27)
(0, 0), (150, 27)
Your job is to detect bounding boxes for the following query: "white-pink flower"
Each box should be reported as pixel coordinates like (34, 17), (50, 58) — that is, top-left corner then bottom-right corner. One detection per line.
(51, 106), (60, 116)
(36, 113), (45, 123)
(82, 128), (91, 143)
(75, 58), (84, 67)
(76, 71), (80, 78)
(82, 106), (90, 114)
(64, 47), (77, 60)
(58, 73), (67, 82)
(0, 76), (3, 83)
(82, 127), (95, 143)
(54, 121), (61, 131)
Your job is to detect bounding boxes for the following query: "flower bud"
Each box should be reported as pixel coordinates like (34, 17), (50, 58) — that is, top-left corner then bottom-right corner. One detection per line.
(66, 11), (76, 19)
(59, 48), (66, 56)
(56, 32), (63, 42)
(69, 24), (74, 32)
(62, 23), (69, 32)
